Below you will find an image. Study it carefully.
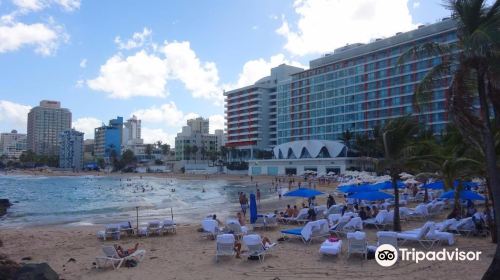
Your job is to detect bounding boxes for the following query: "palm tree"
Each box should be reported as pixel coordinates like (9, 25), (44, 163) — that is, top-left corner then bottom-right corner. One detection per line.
(339, 129), (353, 157)
(191, 145), (199, 163)
(379, 116), (420, 232)
(145, 144), (153, 159)
(398, 1), (500, 277)
(183, 145), (191, 161)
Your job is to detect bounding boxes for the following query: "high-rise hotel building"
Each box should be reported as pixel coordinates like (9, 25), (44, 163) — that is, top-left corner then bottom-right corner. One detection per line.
(27, 100), (72, 156)
(224, 64), (303, 159)
(276, 19), (456, 144)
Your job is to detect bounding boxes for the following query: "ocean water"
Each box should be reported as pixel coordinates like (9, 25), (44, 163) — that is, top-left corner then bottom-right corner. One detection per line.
(0, 175), (272, 228)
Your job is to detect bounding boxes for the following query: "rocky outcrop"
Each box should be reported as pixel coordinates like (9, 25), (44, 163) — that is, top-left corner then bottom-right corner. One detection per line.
(0, 199), (12, 217)
(14, 263), (59, 280)
(0, 254), (20, 280)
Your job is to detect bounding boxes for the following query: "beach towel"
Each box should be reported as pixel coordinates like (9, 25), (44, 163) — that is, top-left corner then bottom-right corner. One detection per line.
(347, 231), (366, 240)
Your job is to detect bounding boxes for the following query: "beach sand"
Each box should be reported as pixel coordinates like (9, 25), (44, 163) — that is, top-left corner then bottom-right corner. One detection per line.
(0, 173), (496, 279)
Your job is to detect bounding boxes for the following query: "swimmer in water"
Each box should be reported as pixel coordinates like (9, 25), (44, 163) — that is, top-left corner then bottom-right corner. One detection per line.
(202, 188), (206, 193)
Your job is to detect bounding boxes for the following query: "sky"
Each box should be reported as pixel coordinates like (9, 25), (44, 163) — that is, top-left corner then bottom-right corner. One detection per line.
(0, 0), (452, 146)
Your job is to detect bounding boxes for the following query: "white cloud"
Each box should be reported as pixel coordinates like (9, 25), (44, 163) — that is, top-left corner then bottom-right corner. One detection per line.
(75, 79), (84, 87)
(79, 58), (86, 68)
(161, 41), (222, 104)
(0, 100), (31, 132)
(413, 1), (420, 8)
(12, 0), (81, 12)
(131, 101), (190, 127)
(87, 50), (169, 99)
(72, 117), (102, 139)
(208, 114), (224, 134)
(277, 0), (416, 56)
(225, 53), (306, 90)
(0, 21), (63, 55)
(141, 127), (175, 146)
(114, 27), (152, 50)
(12, 0), (44, 11)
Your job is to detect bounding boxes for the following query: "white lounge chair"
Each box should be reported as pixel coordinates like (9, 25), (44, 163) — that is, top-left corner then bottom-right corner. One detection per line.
(252, 216), (266, 230)
(397, 221), (436, 248)
(97, 224), (121, 241)
(161, 219), (176, 234)
(264, 214), (278, 229)
(342, 217), (363, 234)
(363, 210), (389, 229)
(281, 219), (330, 244)
(319, 239), (343, 257)
(347, 231), (367, 259)
(325, 205), (344, 216)
(283, 208), (309, 224)
(118, 221), (134, 236)
(449, 217), (475, 236)
(138, 221), (162, 237)
(327, 214), (342, 226)
(215, 234), (236, 262)
(224, 219), (248, 239)
(201, 219), (220, 239)
(426, 223), (455, 246)
(329, 216), (351, 237)
(377, 231), (398, 248)
(242, 234), (276, 262)
(408, 204), (429, 220)
(95, 245), (145, 270)
(314, 205), (328, 219)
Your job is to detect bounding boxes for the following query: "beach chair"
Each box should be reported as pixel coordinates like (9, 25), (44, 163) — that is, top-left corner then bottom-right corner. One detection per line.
(435, 218), (457, 232)
(426, 223), (455, 246)
(161, 219), (177, 234)
(281, 219), (330, 244)
(428, 202), (445, 217)
(264, 214), (278, 229)
(95, 245), (146, 270)
(314, 205), (328, 219)
(399, 207), (411, 222)
(347, 231), (367, 259)
(408, 204), (429, 221)
(215, 234), (236, 262)
(329, 216), (351, 237)
(97, 224), (121, 241)
(283, 208), (309, 224)
(118, 221), (134, 236)
(342, 217), (363, 234)
(363, 210), (388, 229)
(377, 231), (398, 248)
(252, 216), (266, 230)
(242, 234), (277, 262)
(397, 221), (436, 248)
(225, 219), (248, 239)
(141, 221), (162, 236)
(201, 219), (220, 239)
(319, 239), (343, 257)
(325, 205), (343, 216)
(327, 214), (342, 227)
(449, 217), (475, 237)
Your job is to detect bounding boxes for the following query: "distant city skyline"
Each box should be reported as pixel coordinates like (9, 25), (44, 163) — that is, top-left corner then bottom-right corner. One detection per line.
(0, 0), (452, 145)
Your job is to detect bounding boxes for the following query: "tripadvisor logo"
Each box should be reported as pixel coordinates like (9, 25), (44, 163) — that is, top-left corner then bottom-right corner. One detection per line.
(375, 245), (482, 267)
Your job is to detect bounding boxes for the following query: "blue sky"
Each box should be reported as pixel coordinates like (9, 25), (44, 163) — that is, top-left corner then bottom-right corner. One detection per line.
(0, 0), (451, 146)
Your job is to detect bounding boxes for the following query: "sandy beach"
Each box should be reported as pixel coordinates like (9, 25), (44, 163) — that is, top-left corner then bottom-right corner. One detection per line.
(0, 173), (496, 279)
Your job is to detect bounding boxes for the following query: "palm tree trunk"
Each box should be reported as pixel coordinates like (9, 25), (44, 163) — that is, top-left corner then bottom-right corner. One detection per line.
(485, 178), (497, 244)
(479, 75), (500, 279)
(392, 173), (401, 232)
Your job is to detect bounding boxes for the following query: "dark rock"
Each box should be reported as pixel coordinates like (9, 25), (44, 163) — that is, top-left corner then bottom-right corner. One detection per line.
(0, 199), (12, 217)
(14, 263), (59, 280)
(66, 258), (75, 263)
(21, 257), (32, 261)
(0, 254), (21, 280)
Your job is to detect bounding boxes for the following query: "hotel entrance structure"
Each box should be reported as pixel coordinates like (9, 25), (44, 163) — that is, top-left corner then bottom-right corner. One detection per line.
(247, 140), (374, 176)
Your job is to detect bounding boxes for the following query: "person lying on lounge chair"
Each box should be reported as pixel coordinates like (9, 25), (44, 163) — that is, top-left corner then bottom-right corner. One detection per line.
(234, 236), (273, 258)
(114, 243), (139, 257)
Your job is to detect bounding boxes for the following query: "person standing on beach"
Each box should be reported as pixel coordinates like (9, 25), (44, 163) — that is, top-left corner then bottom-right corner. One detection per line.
(241, 194), (248, 216)
(256, 189), (261, 204)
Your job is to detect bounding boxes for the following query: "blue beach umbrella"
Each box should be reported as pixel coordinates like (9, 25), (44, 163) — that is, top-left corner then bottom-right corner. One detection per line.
(249, 193), (258, 224)
(339, 184), (378, 193)
(372, 181), (405, 190)
(348, 191), (394, 201)
(424, 181), (445, 190)
(284, 188), (324, 198)
(440, 190), (485, 201)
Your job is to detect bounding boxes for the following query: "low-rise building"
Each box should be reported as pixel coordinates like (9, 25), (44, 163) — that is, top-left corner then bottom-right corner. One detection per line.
(0, 130), (27, 159)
